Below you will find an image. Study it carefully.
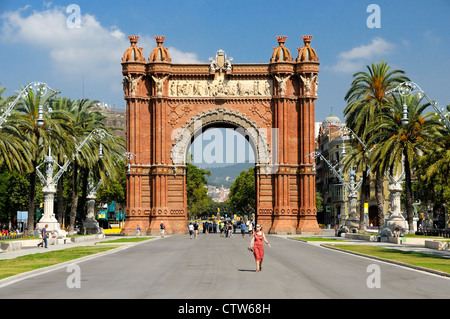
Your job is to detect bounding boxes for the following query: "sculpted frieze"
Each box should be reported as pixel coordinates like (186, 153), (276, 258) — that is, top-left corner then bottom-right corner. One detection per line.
(169, 78), (272, 98)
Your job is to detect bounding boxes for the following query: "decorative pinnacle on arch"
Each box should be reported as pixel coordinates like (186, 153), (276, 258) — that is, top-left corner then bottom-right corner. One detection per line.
(271, 35), (292, 62)
(276, 35), (287, 45)
(155, 36), (166, 44)
(128, 35), (140, 44)
(296, 35), (318, 62)
(302, 35), (313, 45)
(149, 35), (171, 62)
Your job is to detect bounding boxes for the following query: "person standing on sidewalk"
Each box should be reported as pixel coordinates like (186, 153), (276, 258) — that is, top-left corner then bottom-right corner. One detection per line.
(248, 224), (270, 272)
(160, 221), (165, 238)
(37, 224), (49, 248)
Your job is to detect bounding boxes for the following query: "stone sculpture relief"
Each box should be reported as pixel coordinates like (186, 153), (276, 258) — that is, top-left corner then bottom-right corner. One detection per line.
(299, 73), (318, 96)
(152, 75), (169, 96)
(274, 75), (291, 96)
(168, 79), (272, 97)
(123, 74), (142, 97)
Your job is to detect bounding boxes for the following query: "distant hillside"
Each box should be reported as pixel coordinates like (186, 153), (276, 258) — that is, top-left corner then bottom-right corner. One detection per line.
(199, 162), (254, 188)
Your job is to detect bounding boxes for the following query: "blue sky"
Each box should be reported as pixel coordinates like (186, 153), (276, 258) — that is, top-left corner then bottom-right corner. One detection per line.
(0, 0), (449, 162)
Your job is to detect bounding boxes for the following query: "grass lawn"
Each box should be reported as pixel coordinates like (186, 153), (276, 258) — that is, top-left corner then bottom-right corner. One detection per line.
(98, 237), (154, 243)
(0, 245), (120, 280)
(324, 244), (450, 274)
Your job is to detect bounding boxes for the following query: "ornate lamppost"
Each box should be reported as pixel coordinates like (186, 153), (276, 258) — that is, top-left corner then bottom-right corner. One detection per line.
(388, 81), (449, 130)
(0, 82), (60, 128)
(308, 151), (362, 233)
(35, 128), (113, 237)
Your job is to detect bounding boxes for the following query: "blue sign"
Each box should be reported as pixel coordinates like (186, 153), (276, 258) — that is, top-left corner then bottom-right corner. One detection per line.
(17, 211), (28, 222)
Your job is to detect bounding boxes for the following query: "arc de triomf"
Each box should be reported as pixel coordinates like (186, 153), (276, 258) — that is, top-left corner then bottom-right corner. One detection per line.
(120, 34), (321, 235)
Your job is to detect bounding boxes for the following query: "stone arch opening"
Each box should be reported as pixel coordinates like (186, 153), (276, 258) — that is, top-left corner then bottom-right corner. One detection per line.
(171, 108), (272, 171)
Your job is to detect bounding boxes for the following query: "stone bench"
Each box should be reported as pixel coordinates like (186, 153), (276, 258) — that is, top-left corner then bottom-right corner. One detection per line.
(70, 234), (105, 243)
(342, 233), (378, 242)
(1, 241), (23, 252)
(425, 240), (449, 250)
(388, 237), (403, 244)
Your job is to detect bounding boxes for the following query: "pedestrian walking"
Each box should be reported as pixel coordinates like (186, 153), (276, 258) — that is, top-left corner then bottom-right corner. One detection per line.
(241, 222), (246, 237)
(248, 224), (270, 272)
(194, 221), (199, 239)
(248, 222), (253, 237)
(136, 225), (141, 236)
(220, 222), (224, 237)
(188, 222), (194, 239)
(160, 221), (165, 238)
(37, 224), (49, 248)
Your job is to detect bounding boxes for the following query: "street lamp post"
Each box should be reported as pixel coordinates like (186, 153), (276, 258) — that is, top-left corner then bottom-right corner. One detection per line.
(0, 82), (60, 128)
(123, 152), (138, 173)
(388, 81), (449, 130)
(35, 128), (113, 237)
(83, 178), (104, 235)
(307, 151), (362, 232)
(382, 80), (446, 233)
(0, 82), (60, 237)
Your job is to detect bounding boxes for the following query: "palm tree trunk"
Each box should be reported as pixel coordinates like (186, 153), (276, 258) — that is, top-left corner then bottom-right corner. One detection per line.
(79, 167), (89, 220)
(56, 177), (64, 224)
(403, 149), (415, 233)
(25, 163), (37, 236)
(78, 167), (89, 234)
(359, 168), (370, 231)
(375, 169), (385, 227)
(69, 159), (79, 234)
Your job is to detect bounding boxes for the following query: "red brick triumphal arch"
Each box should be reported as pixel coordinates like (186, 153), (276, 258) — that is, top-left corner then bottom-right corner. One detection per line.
(121, 34), (321, 235)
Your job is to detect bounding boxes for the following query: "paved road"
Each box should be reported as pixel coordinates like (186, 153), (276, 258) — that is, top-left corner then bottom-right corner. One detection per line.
(0, 233), (449, 299)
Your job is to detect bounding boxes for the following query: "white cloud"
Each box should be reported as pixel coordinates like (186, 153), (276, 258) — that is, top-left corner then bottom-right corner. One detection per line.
(332, 37), (394, 73)
(0, 5), (201, 78)
(168, 47), (202, 63)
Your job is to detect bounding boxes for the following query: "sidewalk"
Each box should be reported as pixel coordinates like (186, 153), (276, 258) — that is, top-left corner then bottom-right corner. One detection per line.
(0, 235), (126, 260)
(275, 231), (450, 259)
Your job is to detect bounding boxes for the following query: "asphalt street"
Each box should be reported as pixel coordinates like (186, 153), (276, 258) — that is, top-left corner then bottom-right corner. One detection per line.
(0, 233), (449, 299)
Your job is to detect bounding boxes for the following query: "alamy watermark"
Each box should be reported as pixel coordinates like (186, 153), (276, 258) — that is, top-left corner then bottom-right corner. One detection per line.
(366, 4), (381, 29)
(66, 4), (81, 29)
(366, 264), (381, 288)
(66, 263), (81, 288)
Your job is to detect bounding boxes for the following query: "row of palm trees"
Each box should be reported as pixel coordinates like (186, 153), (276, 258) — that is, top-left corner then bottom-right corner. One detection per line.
(0, 83), (125, 235)
(343, 61), (449, 232)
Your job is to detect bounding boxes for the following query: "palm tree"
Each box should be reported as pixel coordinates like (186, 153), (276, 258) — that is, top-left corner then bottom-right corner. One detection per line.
(367, 94), (438, 232)
(0, 86), (33, 173)
(14, 85), (70, 235)
(65, 99), (104, 234)
(414, 105), (450, 221)
(63, 99), (124, 234)
(344, 61), (409, 227)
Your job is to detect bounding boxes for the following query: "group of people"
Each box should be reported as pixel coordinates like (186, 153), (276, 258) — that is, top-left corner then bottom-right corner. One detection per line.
(188, 222), (200, 239)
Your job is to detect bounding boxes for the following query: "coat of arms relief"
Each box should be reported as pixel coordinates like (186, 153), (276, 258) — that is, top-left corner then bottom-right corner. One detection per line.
(170, 50), (273, 98)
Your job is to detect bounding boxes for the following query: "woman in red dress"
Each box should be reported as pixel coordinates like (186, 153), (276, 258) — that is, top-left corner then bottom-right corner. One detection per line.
(248, 224), (271, 272)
